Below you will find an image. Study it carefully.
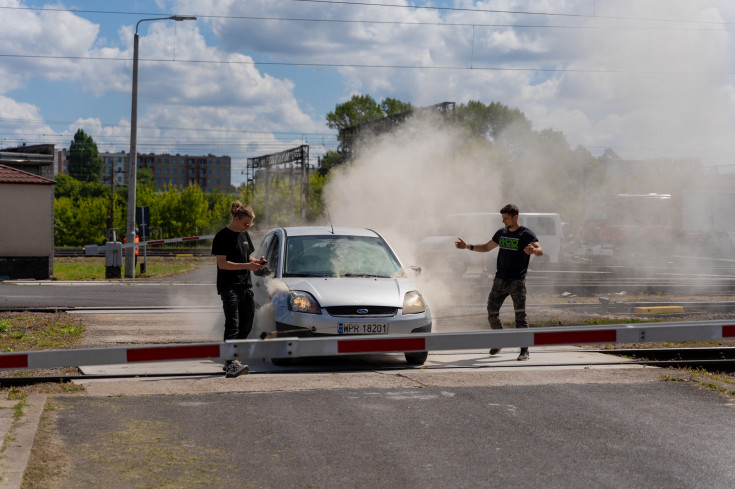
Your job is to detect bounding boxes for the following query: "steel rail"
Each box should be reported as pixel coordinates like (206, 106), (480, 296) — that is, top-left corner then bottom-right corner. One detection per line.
(1, 349), (732, 387)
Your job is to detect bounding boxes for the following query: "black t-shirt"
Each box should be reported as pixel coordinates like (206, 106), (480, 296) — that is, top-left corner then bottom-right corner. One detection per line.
(211, 227), (254, 295)
(492, 226), (539, 280)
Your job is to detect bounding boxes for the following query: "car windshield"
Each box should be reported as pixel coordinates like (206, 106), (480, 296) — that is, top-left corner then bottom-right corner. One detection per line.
(284, 235), (402, 278)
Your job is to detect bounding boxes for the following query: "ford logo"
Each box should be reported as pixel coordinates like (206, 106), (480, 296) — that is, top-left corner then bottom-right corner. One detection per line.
(357, 308), (369, 315)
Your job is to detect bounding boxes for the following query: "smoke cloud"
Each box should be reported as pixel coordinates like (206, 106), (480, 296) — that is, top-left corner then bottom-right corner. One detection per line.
(322, 116), (508, 318)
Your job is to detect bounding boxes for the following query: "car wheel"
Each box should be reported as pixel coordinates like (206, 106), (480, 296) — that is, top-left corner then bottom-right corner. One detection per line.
(404, 351), (428, 365)
(271, 357), (292, 366)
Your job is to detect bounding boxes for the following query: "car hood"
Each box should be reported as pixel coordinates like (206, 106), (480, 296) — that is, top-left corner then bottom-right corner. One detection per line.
(282, 276), (415, 308)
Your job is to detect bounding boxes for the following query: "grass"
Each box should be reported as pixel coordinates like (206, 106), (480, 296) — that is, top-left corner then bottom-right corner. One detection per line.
(0, 313), (84, 353)
(1, 256), (210, 385)
(52, 256), (210, 281)
(662, 367), (735, 399)
(17, 399), (71, 489)
(0, 312), (89, 382)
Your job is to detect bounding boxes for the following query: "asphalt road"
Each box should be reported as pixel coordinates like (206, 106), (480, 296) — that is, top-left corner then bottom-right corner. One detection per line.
(51, 381), (735, 489)
(0, 265), (219, 309)
(5, 265), (735, 488)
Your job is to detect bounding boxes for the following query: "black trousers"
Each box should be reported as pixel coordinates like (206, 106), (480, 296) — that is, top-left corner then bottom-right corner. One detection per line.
(220, 286), (255, 341)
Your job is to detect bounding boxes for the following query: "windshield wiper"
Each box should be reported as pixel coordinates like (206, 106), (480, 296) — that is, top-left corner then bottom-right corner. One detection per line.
(341, 273), (392, 278)
(284, 272), (333, 277)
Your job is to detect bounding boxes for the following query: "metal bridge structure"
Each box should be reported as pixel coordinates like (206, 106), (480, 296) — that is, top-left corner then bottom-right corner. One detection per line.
(244, 144), (310, 228)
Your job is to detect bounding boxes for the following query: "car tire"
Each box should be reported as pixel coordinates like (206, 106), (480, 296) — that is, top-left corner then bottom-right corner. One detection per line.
(271, 357), (292, 366)
(404, 351), (428, 365)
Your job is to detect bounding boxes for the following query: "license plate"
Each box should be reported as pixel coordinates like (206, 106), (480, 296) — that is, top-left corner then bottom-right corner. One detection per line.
(338, 322), (389, 334)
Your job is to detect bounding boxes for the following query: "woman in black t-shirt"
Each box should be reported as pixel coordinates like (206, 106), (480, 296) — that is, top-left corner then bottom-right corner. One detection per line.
(211, 201), (266, 377)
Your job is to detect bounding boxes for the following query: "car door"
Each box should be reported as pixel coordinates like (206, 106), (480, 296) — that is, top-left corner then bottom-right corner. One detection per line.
(252, 230), (283, 337)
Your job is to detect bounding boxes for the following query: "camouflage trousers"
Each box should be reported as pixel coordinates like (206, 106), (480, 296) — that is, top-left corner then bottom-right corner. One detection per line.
(487, 278), (528, 330)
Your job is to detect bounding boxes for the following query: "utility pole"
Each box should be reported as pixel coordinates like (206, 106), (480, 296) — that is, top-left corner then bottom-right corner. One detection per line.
(108, 162), (114, 241)
(125, 15), (196, 278)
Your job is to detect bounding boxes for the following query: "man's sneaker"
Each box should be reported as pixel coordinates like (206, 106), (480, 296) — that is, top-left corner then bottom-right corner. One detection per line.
(517, 349), (529, 361)
(225, 360), (249, 378)
(489, 348), (502, 356)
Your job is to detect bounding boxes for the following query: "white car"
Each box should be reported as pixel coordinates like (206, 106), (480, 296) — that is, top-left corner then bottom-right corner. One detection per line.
(253, 227), (432, 365)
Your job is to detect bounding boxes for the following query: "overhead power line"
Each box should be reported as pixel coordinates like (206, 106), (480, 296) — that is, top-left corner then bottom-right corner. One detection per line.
(0, 116), (336, 138)
(2, 2), (733, 26)
(1, 53), (733, 76)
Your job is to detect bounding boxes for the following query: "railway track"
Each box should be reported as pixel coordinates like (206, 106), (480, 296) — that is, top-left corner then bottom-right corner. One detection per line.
(2, 347), (732, 387)
(463, 265), (735, 295)
(55, 247), (210, 257)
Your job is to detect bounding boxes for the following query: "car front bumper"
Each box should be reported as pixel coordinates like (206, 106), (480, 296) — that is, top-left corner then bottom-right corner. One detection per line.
(274, 306), (432, 338)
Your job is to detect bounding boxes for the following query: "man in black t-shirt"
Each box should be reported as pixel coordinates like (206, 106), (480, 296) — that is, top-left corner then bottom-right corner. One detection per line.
(455, 204), (543, 361)
(212, 201), (266, 377)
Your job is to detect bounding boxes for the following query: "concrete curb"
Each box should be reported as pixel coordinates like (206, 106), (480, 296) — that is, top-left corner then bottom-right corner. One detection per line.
(0, 394), (47, 489)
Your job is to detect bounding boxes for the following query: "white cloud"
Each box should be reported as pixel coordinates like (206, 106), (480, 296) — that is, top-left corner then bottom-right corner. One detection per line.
(0, 0), (325, 159)
(0, 95), (55, 142)
(0, 0), (100, 92)
(2, 0), (735, 170)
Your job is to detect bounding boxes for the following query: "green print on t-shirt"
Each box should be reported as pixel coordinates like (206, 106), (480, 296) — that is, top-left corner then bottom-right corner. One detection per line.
(499, 236), (519, 250)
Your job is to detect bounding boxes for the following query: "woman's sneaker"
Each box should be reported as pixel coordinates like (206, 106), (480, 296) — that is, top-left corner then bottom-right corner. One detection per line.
(489, 348), (502, 355)
(224, 360), (250, 378)
(517, 349), (529, 361)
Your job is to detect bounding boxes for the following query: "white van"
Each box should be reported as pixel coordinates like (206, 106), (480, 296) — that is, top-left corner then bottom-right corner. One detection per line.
(416, 212), (563, 276)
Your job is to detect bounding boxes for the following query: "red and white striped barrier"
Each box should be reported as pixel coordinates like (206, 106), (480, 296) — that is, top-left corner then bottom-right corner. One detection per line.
(270, 320), (735, 360)
(0, 343), (225, 370)
(85, 234), (215, 255)
(1, 320), (733, 370)
(137, 235), (215, 248)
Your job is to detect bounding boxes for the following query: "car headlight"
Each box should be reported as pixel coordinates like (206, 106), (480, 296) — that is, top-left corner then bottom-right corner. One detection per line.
(402, 290), (426, 314)
(288, 291), (321, 314)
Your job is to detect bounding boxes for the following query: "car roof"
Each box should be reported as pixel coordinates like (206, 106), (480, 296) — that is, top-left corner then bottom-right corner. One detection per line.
(277, 226), (380, 238)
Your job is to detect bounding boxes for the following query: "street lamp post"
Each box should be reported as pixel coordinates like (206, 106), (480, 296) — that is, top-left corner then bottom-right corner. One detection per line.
(126, 15), (196, 278)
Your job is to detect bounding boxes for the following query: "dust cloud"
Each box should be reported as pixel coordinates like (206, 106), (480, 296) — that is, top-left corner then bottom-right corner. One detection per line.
(252, 277), (291, 339)
(322, 115), (505, 315)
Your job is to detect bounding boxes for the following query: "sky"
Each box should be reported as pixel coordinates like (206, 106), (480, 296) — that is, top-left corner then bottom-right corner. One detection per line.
(2, 0), (735, 186)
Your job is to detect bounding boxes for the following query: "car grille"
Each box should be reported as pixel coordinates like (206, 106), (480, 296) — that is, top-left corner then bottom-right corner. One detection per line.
(326, 306), (398, 317)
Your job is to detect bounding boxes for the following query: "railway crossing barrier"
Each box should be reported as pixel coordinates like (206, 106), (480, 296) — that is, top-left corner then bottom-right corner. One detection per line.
(1, 320), (733, 371)
(84, 234), (216, 256)
(84, 234), (215, 277)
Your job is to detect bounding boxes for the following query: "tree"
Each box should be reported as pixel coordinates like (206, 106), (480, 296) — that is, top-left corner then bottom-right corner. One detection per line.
(326, 94), (413, 153)
(68, 129), (102, 182)
(317, 150), (343, 176)
(137, 168), (155, 192)
(306, 171), (328, 221)
(455, 100), (532, 141)
(54, 173), (107, 200)
(326, 94), (385, 135)
(54, 195), (110, 246)
(380, 97), (413, 117)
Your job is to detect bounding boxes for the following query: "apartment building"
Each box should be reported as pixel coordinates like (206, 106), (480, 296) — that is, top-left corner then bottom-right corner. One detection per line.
(56, 150), (233, 192)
